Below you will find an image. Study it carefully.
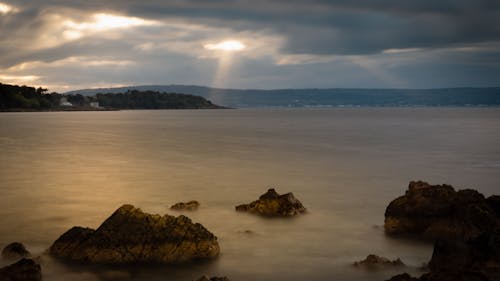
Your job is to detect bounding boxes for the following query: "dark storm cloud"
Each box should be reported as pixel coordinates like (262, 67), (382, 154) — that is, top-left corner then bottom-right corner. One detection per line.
(109, 0), (500, 55)
(1, 0), (499, 90)
(4, 0), (500, 55)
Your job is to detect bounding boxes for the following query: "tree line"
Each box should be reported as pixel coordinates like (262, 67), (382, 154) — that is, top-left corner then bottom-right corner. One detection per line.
(0, 83), (61, 109)
(0, 83), (221, 110)
(95, 90), (219, 109)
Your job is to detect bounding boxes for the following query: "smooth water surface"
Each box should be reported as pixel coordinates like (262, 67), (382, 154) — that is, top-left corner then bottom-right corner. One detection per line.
(1, 108), (499, 281)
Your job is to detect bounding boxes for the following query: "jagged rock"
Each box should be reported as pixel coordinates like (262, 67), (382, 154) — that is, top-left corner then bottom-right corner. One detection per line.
(1, 243), (30, 259)
(384, 181), (499, 240)
(235, 188), (306, 217)
(170, 200), (200, 211)
(353, 254), (404, 268)
(193, 276), (229, 281)
(0, 258), (41, 281)
(50, 204), (219, 264)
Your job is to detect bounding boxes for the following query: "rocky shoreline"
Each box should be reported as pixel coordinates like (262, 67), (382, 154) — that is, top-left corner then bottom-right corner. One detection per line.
(1, 183), (499, 281)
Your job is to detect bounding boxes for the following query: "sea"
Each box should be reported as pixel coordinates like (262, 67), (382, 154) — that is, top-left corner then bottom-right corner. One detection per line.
(1, 108), (499, 281)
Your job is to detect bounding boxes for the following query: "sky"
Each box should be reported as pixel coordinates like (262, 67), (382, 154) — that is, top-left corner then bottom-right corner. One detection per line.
(0, 0), (499, 92)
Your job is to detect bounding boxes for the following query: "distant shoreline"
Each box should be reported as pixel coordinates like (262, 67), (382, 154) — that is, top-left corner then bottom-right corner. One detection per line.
(0, 106), (231, 112)
(0, 107), (118, 112)
(2, 105), (500, 112)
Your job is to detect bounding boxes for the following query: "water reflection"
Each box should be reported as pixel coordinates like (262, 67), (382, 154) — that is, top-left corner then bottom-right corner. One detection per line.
(1, 108), (499, 280)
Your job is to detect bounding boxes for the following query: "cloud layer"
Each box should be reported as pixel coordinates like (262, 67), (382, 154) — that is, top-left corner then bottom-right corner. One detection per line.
(1, 0), (499, 91)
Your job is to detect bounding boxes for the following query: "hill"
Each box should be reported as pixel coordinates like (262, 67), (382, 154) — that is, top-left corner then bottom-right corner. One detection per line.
(0, 83), (223, 111)
(94, 90), (223, 109)
(66, 85), (500, 108)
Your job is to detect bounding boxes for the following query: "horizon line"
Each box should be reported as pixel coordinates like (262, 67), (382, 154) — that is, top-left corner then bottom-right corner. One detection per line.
(62, 84), (500, 94)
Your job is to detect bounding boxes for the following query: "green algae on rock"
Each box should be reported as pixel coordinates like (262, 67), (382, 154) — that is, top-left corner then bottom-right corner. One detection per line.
(49, 204), (219, 264)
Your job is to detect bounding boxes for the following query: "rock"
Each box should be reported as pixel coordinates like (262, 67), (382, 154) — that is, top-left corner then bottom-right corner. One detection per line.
(0, 258), (41, 281)
(386, 273), (419, 281)
(193, 276), (229, 281)
(387, 272), (491, 281)
(385, 181), (500, 281)
(170, 200), (200, 211)
(428, 229), (500, 274)
(419, 271), (491, 281)
(384, 181), (499, 240)
(1, 243), (30, 259)
(235, 188), (306, 217)
(387, 228), (500, 281)
(353, 254), (405, 268)
(487, 195), (500, 217)
(50, 204), (220, 264)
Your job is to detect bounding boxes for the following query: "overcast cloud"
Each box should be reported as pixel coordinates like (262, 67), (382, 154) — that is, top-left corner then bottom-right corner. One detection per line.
(1, 0), (499, 91)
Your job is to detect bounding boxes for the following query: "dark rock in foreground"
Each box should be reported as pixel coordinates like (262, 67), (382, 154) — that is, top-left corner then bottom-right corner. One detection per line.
(384, 181), (499, 240)
(235, 188), (306, 217)
(427, 228), (500, 275)
(353, 254), (404, 269)
(487, 195), (500, 217)
(1, 243), (30, 259)
(387, 271), (492, 281)
(385, 181), (500, 281)
(50, 204), (219, 264)
(386, 235), (498, 280)
(193, 276), (229, 281)
(0, 258), (41, 281)
(170, 200), (200, 211)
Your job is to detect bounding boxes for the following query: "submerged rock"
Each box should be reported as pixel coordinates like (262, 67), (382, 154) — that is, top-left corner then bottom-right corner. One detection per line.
(170, 200), (200, 211)
(1, 242), (30, 259)
(384, 181), (499, 240)
(235, 188), (306, 217)
(50, 204), (219, 264)
(0, 258), (41, 281)
(353, 254), (404, 268)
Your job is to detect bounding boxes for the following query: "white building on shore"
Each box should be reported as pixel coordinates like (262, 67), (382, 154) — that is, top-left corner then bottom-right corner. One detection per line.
(59, 97), (72, 106)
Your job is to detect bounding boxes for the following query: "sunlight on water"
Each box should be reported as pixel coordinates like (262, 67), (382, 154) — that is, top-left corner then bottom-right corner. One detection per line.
(1, 108), (499, 281)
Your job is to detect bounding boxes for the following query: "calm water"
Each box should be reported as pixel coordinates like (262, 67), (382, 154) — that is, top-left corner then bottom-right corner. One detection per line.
(1, 108), (499, 281)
